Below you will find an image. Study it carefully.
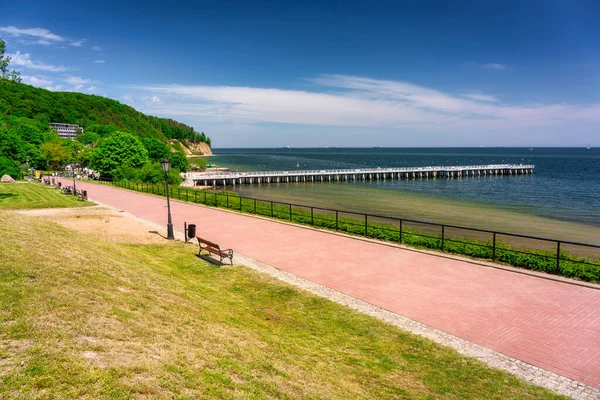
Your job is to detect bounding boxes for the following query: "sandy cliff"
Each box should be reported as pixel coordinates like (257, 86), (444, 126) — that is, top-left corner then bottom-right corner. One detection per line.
(172, 139), (213, 156)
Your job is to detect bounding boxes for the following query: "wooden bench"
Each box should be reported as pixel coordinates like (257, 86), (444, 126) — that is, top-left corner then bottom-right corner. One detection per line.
(196, 236), (234, 265)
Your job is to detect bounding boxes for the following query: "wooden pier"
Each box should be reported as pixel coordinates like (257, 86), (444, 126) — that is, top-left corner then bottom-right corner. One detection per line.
(186, 164), (534, 187)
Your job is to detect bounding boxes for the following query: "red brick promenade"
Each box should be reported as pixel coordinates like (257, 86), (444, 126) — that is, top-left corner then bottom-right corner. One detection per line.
(63, 180), (600, 388)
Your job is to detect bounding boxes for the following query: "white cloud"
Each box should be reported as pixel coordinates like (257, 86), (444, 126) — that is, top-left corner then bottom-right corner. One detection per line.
(92, 46), (102, 51)
(64, 75), (96, 90)
(122, 94), (135, 104)
(7, 51), (69, 72)
(93, 59), (106, 64)
(142, 95), (161, 103)
(20, 75), (65, 91)
(21, 75), (53, 87)
(130, 74), (600, 131)
(462, 93), (498, 102)
(0, 26), (66, 42)
(70, 39), (86, 47)
(485, 63), (507, 70)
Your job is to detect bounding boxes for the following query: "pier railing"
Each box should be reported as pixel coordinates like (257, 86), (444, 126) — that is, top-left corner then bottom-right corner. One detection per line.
(98, 178), (600, 284)
(185, 164), (535, 181)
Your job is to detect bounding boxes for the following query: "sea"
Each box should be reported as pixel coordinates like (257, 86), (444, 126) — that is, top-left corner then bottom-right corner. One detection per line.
(208, 148), (600, 230)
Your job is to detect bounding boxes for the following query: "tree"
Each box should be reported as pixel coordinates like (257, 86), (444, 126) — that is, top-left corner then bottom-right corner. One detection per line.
(40, 142), (69, 170)
(76, 147), (93, 168)
(169, 151), (189, 173)
(142, 138), (170, 162)
(137, 162), (182, 185)
(76, 131), (100, 146)
(0, 130), (27, 163)
(0, 39), (22, 83)
(90, 132), (149, 177)
(0, 156), (20, 179)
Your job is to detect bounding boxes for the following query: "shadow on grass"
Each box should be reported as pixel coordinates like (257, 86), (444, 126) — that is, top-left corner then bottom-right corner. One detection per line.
(148, 230), (168, 240)
(0, 193), (16, 199)
(196, 253), (226, 267)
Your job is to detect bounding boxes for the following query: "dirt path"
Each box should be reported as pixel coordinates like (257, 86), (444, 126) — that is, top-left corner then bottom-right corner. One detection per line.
(17, 206), (168, 244)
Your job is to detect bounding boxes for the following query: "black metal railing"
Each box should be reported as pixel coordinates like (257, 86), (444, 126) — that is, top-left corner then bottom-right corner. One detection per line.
(94, 178), (600, 283)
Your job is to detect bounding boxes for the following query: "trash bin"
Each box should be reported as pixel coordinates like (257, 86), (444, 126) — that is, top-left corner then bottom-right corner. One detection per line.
(187, 224), (196, 239)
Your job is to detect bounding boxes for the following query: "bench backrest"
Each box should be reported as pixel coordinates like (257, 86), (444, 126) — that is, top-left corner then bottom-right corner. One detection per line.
(196, 236), (220, 250)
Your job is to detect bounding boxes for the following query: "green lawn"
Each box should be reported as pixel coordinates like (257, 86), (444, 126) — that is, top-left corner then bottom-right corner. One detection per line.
(0, 182), (92, 209)
(0, 210), (565, 399)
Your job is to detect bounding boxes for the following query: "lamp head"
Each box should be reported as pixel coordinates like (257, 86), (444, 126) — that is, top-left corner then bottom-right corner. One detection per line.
(160, 158), (170, 173)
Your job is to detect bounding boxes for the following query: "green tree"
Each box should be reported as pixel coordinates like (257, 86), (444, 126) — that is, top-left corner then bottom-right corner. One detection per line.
(113, 164), (141, 181)
(169, 151), (189, 173)
(24, 144), (47, 170)
(90, 132), (149, 177)
(142, 138), (170, 162)
(0, 156), (20, 179)
(138, 162), (182, 185)
(40, 142), (69, 170)
(76, 147), (93, 168)
(0, 39), (22, 83)
(76, 131), (100, 146)
(0, 130), (27, 162)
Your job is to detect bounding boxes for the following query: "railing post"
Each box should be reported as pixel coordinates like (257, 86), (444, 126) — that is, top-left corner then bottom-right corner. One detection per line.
(254, 199), (257, 213)
(399, 219), (403, 243)
(311, 207), (314, 226)
(186, 189), (189, 202)
(289, 204), (292, 221)
(226, 193), (229, 208)
(270, 201), (273, 217)
(364, 215), (368, 236)
(178, 188), (181, 199)
(335, 210), (339, 231)
(194, 190), (197, 203)
(204, 191), (207, 203)
(556, 241), (561, 273)
(492, 232), (497, 260)
(441, 225), (445, 252)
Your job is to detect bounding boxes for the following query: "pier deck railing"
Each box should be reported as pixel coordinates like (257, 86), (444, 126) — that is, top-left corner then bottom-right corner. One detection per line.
(185, 164), (535, 181)
(97, 178), (599, 284)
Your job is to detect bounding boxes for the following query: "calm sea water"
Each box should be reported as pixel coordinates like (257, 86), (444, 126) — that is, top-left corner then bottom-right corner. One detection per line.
(209, 148), (600, 227)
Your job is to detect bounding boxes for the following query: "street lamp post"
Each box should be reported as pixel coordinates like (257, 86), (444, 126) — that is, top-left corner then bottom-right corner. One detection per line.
(161, 158), (175, 240)
(72, 162), (77, 195)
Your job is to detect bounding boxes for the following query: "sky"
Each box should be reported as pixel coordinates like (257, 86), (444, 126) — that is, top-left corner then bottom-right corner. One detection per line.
(1, 0), (599, 148)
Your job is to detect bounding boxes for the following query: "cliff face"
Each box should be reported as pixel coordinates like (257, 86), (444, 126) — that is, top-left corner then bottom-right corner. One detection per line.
(178, 139), (213, 156)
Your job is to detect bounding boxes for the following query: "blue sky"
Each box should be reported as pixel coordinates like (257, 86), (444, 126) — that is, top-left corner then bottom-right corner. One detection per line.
(1, 0), (599, 147)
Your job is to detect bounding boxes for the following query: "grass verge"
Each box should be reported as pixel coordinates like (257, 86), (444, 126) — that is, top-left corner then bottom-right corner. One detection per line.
(0, 211), (566, 399)
(0, 182), (92, 209)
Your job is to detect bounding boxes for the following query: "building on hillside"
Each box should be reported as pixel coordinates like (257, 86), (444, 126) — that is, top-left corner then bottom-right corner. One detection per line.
(49, 123), (84, 140)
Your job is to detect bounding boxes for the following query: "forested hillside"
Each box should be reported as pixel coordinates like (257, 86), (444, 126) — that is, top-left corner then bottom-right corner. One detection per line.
(0, 81), (209, 181)
(0, 81), (210, 145)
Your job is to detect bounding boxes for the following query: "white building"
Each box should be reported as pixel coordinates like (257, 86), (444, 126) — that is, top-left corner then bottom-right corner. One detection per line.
(49, 123), (84, 140)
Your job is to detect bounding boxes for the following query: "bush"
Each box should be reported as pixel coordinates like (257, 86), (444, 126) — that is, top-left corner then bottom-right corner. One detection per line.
(137, 162), (182, 185)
